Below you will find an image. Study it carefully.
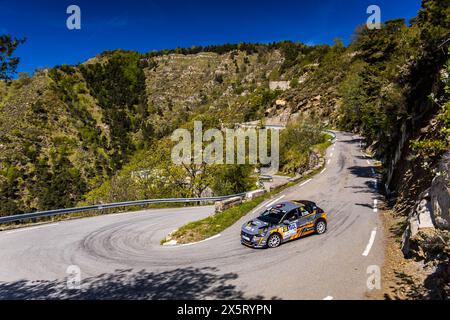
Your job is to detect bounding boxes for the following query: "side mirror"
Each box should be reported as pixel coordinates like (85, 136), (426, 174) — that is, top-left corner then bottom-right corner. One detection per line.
(283, 220), (290, 225)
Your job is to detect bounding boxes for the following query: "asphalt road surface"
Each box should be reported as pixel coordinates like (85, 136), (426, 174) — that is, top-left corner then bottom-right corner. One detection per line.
(0, 132), (383, 300)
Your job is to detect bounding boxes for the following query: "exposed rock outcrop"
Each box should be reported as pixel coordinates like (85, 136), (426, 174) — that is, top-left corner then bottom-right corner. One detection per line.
(431, 153), (450, 230)
(402, 153), (450, 257)
(269, 81), (290, 91)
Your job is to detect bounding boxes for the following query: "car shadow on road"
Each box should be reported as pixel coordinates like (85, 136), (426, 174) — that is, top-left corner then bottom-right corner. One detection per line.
(348, 165), (376, 179)
(0, 267), (279, 300)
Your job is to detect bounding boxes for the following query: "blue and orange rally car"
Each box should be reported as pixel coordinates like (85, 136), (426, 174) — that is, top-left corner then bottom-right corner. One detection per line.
(241, 201), (327, 248)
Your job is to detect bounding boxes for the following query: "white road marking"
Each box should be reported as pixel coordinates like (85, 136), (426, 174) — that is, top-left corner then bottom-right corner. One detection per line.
(266, 195), (286, 208)
(260, 200), (270, 208)
(321, 168), (326, 174)
(5, 223), (60, 235)
(323, 296), (334, 300)
(252, 200), (273, 214)
(299, 179), (312, 187)
(366, 160), (371, 165)
(330, 152), (333, 157)
(179, 234), (222, 247)
(362, 229), (377, 257)
(167, 234), (222, 248)
(327, 159), (331, 165)
(373, 199), (378, 213)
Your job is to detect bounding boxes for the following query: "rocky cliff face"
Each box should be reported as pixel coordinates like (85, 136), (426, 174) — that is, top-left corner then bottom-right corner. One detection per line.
(399, 153), (450, 298)
(431, 154), (450, 230)
(401, 154), (450, 255)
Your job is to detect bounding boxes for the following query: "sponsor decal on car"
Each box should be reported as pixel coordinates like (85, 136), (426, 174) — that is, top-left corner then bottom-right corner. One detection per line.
(283, 223), (297, 239)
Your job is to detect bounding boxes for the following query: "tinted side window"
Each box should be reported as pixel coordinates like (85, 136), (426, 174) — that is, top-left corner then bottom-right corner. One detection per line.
(300, 207), (313, 217)
(304, 204), (315, 214)
(285, 210), (299, 221)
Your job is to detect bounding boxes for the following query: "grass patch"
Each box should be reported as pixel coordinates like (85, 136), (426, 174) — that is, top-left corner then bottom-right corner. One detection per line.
(313, 132), (334, 153)
(323, 132), (334, 140)
(313, 140), (332, 154)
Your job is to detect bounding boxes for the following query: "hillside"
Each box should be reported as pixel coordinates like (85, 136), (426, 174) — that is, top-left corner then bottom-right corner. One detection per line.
(0, 41), (338, 214)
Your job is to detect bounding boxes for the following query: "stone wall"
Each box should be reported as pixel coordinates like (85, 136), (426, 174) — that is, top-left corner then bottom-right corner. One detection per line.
(214, 196), (243, 213)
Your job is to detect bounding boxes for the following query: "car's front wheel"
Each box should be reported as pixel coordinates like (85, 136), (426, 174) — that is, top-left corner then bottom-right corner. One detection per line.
(267, 233), (281, 248)
(315, 220), (327, 235)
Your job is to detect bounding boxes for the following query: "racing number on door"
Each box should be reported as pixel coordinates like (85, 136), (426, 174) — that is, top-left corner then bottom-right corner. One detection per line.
(284, 223), (297, 239)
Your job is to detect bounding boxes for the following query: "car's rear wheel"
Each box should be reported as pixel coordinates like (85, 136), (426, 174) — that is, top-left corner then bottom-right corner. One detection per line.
(315, 220), (327, 235)
(267, 233), (281, 248)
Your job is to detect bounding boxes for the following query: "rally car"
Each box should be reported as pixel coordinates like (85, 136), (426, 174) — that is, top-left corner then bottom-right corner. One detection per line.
(241, 200), (327, 248)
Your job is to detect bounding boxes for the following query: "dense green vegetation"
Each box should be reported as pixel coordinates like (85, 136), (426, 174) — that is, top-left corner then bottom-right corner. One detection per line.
(338, 0), (449, 164)
(79, 51), (151, 155)
(279, 117), (327, 175)
(81, 137), (256, 205)
(410, 51), (450, 161)
(441, 57), (450, 134)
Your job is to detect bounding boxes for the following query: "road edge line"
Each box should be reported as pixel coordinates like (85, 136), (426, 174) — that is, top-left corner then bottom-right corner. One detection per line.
(362, 229), (377, 257)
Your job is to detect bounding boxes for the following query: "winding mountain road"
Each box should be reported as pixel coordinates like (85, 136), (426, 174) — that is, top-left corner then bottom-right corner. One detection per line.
(0, 132), (383, 300)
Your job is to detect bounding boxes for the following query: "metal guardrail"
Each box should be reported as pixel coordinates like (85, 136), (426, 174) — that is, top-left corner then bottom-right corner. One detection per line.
(0, 193), (247, 224)
(324, 130), (337, 142)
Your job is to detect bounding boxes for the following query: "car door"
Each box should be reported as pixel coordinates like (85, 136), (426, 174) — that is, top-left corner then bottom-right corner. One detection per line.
(297, 206), (316, 230)
(282, 209), (300, 239)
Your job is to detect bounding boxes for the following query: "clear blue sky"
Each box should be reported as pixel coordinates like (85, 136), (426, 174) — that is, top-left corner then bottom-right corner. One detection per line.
(0, 0), (422, 75)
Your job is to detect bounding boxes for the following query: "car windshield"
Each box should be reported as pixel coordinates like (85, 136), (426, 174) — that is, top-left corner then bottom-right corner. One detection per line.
(258, 208), (285, 224)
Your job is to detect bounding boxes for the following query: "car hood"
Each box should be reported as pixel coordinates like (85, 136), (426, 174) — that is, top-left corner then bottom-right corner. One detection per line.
(241, 218), (271, 235)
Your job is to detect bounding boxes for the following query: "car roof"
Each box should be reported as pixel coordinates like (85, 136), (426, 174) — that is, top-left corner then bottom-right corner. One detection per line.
(294, 200), (316, 207)
(272, 201), (301, 212)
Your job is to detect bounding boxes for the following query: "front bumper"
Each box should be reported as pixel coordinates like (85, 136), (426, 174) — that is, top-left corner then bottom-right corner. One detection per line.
(241, 232), (266, 248)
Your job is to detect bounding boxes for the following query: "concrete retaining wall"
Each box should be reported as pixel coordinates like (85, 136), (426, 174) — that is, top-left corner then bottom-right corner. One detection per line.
(246, 189), (266, 200)
(215, 196), (243, 213)
(269, 181), (289, 192)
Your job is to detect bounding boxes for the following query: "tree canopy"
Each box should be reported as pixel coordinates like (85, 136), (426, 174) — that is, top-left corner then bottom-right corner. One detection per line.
(0, 35), (25, 80)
